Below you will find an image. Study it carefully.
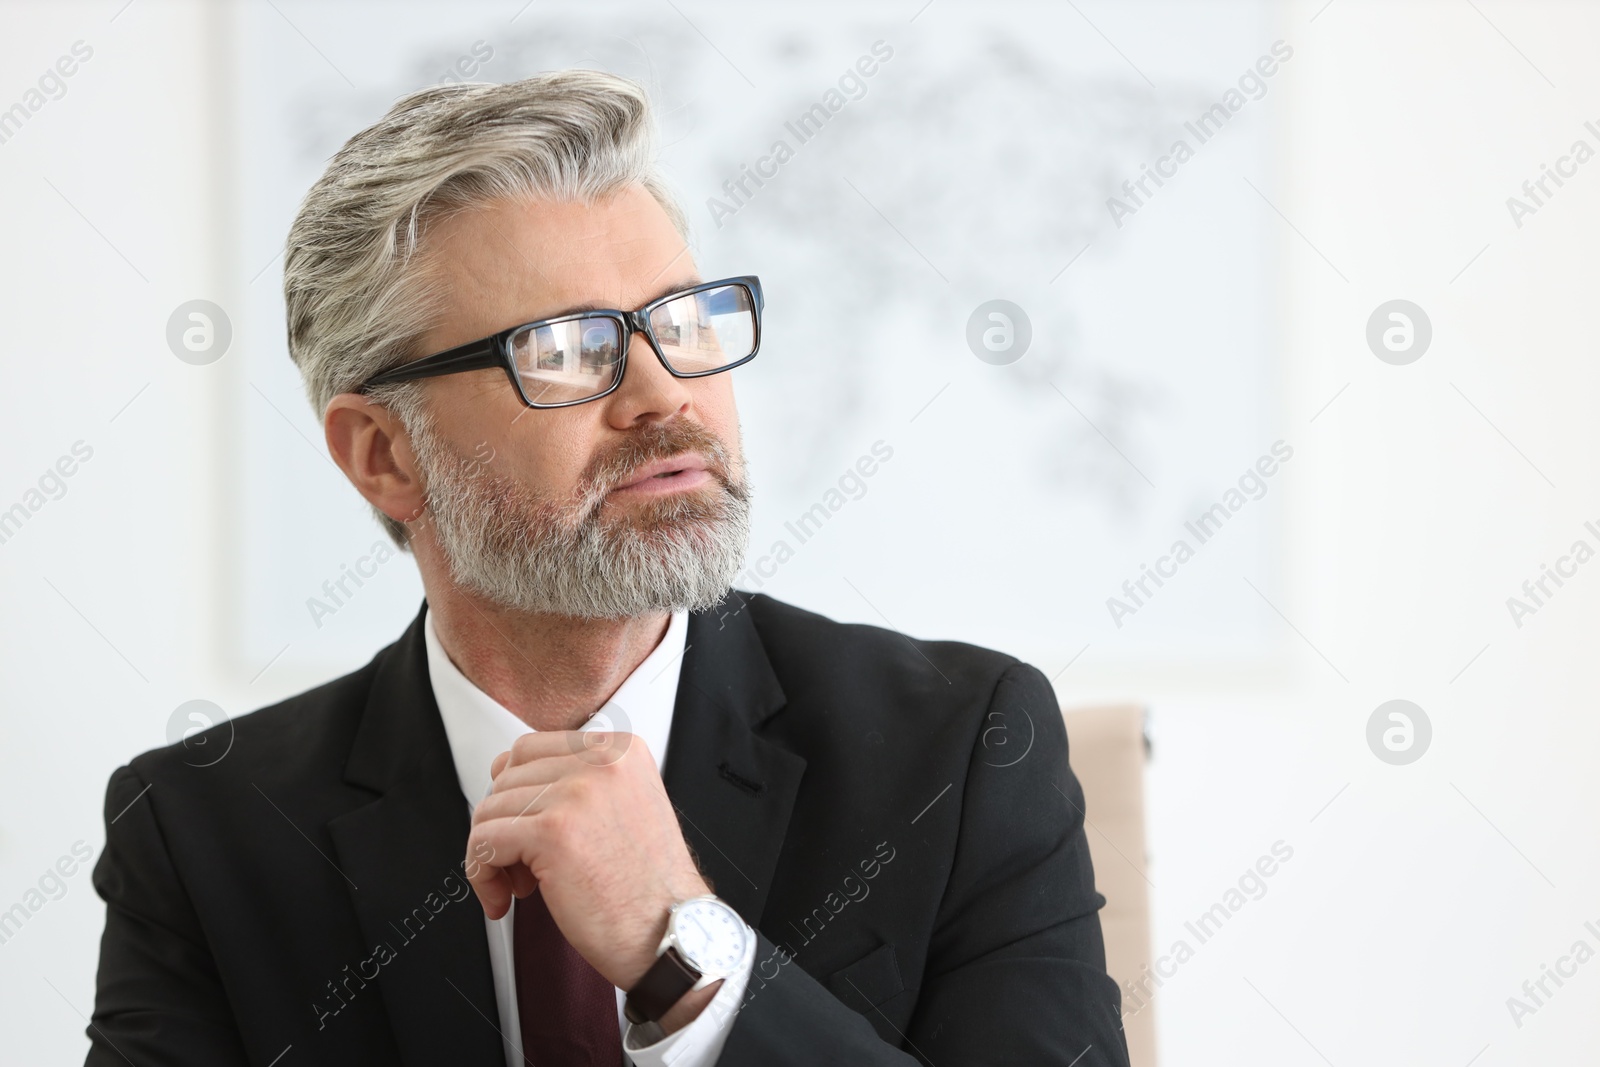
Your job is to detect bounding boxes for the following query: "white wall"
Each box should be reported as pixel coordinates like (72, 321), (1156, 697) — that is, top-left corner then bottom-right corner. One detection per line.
(0, 2), (235, 1062)
(1097, 3), (1600, 1062)
(1, 1), (1596, 1064)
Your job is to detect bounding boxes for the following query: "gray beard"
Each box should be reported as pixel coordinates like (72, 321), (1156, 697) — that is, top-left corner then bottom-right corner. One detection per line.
(408, 417), (751, 620)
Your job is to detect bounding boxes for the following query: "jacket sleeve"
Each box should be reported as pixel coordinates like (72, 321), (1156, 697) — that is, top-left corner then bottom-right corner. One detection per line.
(84, 763), (250, 1067)
(712, 662), (1131, 1066)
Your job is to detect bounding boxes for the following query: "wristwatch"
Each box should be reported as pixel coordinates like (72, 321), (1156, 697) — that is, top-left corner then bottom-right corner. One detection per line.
(624, 893), (750, 1025)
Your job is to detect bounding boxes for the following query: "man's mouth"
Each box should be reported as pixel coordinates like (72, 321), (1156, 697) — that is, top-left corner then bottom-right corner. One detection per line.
(608, 453), (714, 497)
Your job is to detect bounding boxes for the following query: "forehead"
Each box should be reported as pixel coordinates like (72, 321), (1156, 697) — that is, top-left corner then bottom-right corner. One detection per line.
(416, 183), (698, 344)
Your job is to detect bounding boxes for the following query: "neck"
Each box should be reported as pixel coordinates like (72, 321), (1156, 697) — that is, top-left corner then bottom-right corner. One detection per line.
(425, 583), (671, 733)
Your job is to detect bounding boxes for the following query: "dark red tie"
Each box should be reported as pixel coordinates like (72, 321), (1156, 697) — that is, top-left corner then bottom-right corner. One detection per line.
(514, 887), (624, 1066)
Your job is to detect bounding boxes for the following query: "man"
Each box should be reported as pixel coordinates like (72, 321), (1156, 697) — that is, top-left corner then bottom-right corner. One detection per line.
(86, 71), (1128, 1066)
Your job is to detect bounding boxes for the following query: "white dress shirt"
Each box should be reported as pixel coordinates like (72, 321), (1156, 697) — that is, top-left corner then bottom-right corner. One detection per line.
(424, 606), (756, 1067)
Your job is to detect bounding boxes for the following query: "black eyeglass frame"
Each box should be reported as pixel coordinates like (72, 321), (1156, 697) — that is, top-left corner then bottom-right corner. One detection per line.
(358, 275), (764, 410)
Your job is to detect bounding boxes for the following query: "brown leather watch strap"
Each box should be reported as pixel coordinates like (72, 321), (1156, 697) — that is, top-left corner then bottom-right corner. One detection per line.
(624, 946), (700, 1025)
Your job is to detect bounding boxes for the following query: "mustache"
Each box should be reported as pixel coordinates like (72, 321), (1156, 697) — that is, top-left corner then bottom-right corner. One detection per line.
(574, 420), (744, 510)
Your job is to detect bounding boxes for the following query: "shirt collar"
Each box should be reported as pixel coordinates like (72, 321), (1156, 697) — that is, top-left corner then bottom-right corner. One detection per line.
(424, 605), (689, 806)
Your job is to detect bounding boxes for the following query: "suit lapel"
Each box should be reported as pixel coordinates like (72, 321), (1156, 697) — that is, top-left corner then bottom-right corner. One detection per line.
(664, 592), (806, 926)
(326, 603), (505, 1067)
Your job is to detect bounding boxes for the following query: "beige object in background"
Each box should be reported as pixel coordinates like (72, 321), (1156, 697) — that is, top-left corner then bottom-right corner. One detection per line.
(1062, 704), (1155, 1067)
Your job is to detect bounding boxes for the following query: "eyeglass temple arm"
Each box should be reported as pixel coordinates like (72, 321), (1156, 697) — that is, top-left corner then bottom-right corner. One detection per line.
(361, 340), (501, 389)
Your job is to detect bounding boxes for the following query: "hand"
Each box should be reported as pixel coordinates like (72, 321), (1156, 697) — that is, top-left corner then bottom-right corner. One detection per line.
(464, 730), (712, 993)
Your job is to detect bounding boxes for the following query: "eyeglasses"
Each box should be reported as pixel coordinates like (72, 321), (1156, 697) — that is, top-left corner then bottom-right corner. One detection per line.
(359, 275), (763, 409)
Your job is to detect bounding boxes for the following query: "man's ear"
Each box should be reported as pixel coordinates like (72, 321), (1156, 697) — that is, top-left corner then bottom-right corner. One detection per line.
(324, 393), (428, 528)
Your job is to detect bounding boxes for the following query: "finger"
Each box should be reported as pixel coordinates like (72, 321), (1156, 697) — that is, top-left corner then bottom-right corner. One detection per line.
(474, 783), (560, 824)
(467, 859), (516, 920)
(499, 731), (644, 779)
(488, 756), (577, 797)
(504, 731), (585, 767)
(490, 736), (647, 793)
(463, 812), (554, 919)
(509, 865), (539, 899)
(469, 818), (555, 886)
(567, 730), (638, 768)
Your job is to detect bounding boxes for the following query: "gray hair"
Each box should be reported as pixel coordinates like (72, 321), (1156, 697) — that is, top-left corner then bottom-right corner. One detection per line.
(283, 70), (690, 550)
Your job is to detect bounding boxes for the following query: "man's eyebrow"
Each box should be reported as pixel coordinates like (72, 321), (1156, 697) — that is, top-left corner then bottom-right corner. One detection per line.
(549, 276), (703, 317)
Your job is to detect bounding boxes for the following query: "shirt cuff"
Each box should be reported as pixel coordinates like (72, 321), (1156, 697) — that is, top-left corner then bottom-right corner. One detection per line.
(623, 921), (757, 1067)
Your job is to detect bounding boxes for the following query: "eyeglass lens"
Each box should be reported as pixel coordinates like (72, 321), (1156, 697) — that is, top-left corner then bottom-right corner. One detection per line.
(508, 283), (755, 406)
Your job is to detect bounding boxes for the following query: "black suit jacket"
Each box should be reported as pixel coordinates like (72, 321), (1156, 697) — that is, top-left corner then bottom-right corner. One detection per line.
(87, 592), (1129, 1066)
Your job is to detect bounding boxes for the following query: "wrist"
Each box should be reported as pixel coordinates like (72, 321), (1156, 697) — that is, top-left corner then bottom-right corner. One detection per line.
(622, 874), (712, 988)
(625, 882), (747, 1030)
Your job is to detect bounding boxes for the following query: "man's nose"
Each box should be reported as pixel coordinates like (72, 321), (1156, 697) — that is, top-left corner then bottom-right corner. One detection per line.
(605, 329), (693, 426)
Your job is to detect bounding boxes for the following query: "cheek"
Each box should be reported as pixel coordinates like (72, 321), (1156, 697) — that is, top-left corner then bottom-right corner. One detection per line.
(510, 411), (603, 492)
(693, 381), (743, 452)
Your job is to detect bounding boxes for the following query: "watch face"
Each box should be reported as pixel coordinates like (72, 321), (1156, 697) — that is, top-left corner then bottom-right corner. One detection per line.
(670, 897), (749, 977)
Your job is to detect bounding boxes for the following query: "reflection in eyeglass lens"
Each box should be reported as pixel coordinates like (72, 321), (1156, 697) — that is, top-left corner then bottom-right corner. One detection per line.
(649, 285), (754, 374)
(512, 317), (622, 404)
